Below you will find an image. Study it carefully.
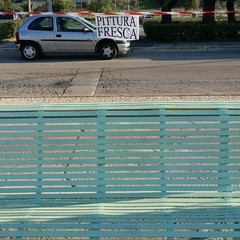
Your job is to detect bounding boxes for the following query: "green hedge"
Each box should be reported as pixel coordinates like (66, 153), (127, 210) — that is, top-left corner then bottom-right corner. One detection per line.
(143, 21), (240, 42)
(0, 20), (22, 41)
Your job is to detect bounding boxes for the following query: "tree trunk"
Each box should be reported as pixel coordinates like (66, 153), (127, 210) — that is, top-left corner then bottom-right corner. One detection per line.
(202, 0), (217, 23)
(226, 0), (236, 23)
(161, 0), (178, 24)
(44, 0), (52, 12)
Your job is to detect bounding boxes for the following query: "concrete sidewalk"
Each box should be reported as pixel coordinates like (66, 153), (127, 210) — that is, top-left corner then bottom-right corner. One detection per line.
(0, 39), (17, 52)
(1, 38), (240, 53)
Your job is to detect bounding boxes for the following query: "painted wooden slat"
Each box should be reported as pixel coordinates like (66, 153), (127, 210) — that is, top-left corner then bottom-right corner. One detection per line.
(1, 229), (240, 238)
(1, 122), (240, 134)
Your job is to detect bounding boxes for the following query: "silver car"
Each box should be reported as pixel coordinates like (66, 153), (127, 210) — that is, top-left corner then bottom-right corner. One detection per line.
(15, 14), (130, 60)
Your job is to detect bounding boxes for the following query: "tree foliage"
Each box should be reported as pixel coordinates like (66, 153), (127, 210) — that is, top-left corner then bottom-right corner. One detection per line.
(24, 0), (75, 12)
(0, 0), (13, 10)
(184, 0), (199, 10)
(52, 0), (75, 12)
(88, 0), (113, 13)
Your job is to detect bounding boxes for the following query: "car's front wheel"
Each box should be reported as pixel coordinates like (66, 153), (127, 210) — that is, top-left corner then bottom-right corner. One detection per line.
(99, 42), (117, 60)
(21, 43), (40, 61)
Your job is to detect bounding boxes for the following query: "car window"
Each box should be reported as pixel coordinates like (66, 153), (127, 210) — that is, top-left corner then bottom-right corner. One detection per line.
(77, 17), (96, 30)
(28, 17), (53, 31)
(57, 17), (86, 32)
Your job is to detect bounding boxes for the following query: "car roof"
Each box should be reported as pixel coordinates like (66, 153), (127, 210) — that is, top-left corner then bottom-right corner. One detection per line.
(30, 13), (80, 18)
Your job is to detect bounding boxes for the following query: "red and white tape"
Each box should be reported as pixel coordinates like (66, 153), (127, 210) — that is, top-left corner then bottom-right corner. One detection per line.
(0, 10), (240, 16)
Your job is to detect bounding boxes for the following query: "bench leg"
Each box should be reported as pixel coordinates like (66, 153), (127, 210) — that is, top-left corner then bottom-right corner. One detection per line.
(16, 220), (26, 240)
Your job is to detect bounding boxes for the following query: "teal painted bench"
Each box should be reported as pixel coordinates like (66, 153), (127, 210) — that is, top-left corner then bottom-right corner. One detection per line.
(0, 102), (240, 239)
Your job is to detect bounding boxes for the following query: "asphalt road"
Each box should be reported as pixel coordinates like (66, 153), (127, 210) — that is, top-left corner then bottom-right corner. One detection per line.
(1, 45), (240, 100)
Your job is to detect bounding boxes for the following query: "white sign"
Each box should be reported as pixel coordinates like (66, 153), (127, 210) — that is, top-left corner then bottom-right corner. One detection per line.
(95, 14), (139, 41)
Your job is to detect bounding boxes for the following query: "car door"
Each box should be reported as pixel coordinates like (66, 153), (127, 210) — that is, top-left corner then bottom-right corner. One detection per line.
(54, 16), (94, 52)
(27, 16), (56, 52)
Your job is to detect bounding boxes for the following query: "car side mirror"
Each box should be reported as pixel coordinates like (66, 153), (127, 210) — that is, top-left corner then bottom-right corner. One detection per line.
(83, 27), (92, 32)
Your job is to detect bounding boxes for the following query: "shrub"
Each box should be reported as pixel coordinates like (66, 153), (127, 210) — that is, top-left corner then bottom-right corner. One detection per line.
(0, 0), (13, 11)
(88, 0), (113, 13)
(52, 0), (76, 12)
(184, 0), (199, 10)
(143, 21), (240, 42)
(22, 0), (75, 12)
(0, 20), (22, 41)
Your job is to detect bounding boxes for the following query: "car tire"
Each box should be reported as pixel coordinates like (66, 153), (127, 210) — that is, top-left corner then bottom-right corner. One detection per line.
(21, 43), (40, 61)
(99, 42), (117, 60)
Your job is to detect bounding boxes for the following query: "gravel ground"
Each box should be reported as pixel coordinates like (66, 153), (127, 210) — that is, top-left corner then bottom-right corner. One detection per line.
(0, 95), (240, 105)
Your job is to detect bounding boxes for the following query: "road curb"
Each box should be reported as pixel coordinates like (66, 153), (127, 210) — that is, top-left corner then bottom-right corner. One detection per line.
(131, 45), (240, 52)
(1, 43), (240, 53)
(0, 48), (17, 53)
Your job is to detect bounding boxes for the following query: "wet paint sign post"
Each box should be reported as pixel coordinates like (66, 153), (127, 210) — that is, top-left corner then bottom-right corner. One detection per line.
(95, 14), (139, 40)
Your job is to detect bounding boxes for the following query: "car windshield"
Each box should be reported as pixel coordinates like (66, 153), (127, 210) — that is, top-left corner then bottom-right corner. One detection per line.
(76, 16), (96, 30)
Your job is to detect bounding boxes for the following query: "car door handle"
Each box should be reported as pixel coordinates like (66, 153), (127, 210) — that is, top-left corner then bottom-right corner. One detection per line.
(56, 34), (62, 38)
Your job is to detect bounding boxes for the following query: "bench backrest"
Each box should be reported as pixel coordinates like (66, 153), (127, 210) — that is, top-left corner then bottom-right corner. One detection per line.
(0, 102), (239, 206)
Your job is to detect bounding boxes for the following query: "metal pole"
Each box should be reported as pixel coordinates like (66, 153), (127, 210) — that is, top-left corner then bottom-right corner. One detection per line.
(28, 0), (32, 12)
(46, 0), (53, 12)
